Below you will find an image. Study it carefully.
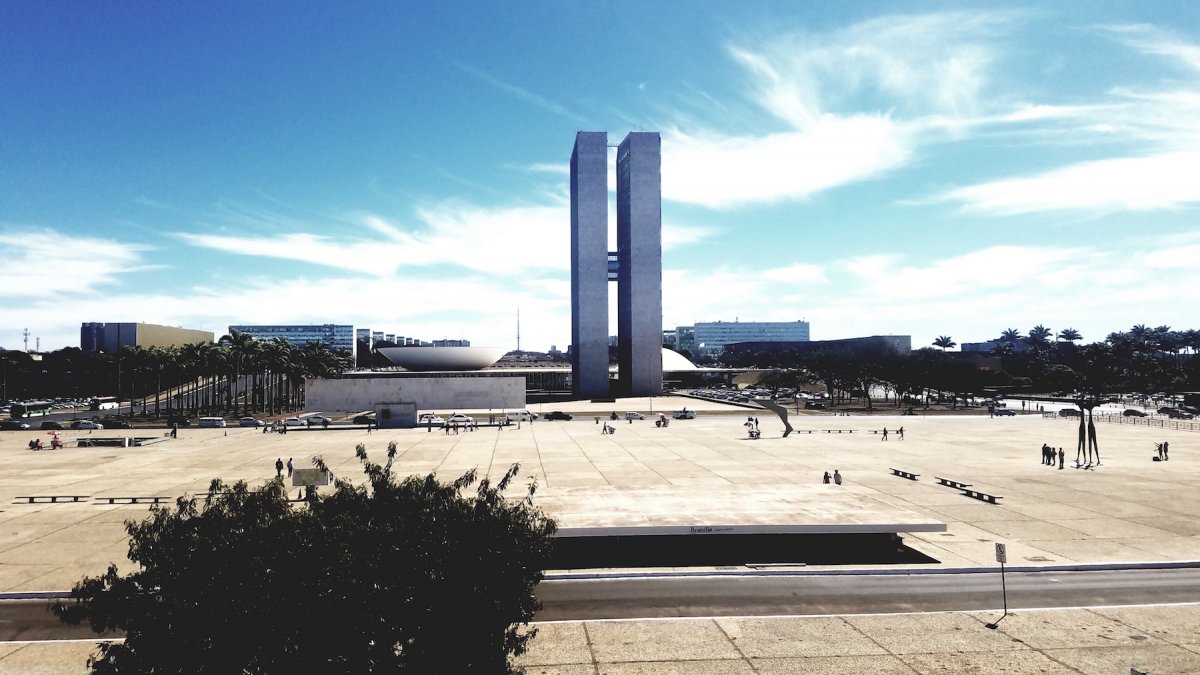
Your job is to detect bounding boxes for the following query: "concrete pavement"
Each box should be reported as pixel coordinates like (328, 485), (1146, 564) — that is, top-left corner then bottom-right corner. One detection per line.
(2, 395), (1198, 673)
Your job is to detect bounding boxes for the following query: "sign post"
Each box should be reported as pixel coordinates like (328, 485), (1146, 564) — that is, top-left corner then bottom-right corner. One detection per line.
(986, 543), (1009, 629)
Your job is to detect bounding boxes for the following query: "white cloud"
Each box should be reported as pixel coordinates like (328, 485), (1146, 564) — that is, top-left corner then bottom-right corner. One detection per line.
(0, 229), (156, 300)
(933, 152), (1200, 215)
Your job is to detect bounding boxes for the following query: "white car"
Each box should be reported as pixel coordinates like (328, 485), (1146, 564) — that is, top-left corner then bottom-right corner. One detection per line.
(418, 414), (445, 426)
(282, 417), (306, 427)
(672, 410), (695, 420)
(239, 417), (265, 427)
(623, 412), (646, 420)
(72, 420), (104, 430)
(447, 413), (475, 424)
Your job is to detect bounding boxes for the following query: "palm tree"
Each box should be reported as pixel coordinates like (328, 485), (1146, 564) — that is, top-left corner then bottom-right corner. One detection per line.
(1000, 328), (1023, 344)
(1057, 328), (1082, 343)
(1028, 325), (1052, 346)
(932, 336), (956, 351)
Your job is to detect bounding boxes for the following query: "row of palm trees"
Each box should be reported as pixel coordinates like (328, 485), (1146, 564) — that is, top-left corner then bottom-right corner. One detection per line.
(935, 324), (1200, 356)
(933, 325), (1085, 352)
(116, 331), (350, 419)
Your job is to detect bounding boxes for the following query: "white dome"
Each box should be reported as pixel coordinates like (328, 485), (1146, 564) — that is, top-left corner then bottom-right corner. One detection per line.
(662, 348), (697, 371)
(377, 346), (507, 371)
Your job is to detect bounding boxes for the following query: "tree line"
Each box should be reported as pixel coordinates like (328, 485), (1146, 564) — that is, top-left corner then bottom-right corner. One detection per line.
(1, 330), (350, 419)
(723, 324), (1200, 406)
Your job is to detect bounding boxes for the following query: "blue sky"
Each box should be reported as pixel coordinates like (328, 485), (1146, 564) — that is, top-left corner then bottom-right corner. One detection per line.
(3, 2), (1199, 354)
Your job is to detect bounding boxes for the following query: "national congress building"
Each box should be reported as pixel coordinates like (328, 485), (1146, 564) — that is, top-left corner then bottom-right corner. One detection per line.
(571, 131), (662, 398)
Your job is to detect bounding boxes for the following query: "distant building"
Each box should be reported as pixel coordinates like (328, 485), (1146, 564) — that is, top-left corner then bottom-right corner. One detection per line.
(674, 326), (696, 356)
(432, 339), (471, 347)
(80, 322), (214, 353)
(692, 320), (811, 356)
(961, 339), (1029, 353)
(371, 331), (384, 344)
(228, 324), (354, 355)
(725, 335), (911, 360)
(355, 328), (372, 349)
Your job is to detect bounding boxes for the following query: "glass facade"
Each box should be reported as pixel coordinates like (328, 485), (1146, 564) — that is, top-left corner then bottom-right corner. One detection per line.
(693, 321), (811, 355)
(228, 324), (355, 354)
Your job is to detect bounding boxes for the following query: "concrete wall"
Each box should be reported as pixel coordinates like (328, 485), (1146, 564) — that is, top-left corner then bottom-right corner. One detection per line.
(305, 376), (526, 421)
(570, 131), (611, 398)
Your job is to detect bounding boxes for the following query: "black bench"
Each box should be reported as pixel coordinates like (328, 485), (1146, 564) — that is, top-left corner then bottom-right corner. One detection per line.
(15, 495), (89, 504)
(95, 496), (171, 505)
(934, 476), (972, 490)
(962, 488), (1002, 504)
(889, 468), (920, 481)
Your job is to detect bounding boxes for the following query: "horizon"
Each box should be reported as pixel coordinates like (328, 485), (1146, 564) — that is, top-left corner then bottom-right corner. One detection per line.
(3, 3), (1199, 353)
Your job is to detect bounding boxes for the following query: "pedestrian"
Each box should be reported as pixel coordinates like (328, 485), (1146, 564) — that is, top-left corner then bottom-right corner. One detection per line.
(1058, 447), (1065, 470)
(322, 418), (329, 429)
(275, 457), (284, 478)
(898, 426), (904, 440)
(823, 471), (831, 484)
(754, 417), (759, 429)
(287, 458), (294, 478)
(833, 469), (842, 485)
(1163, 441), (1169, 461)
(595, 416), (600, 425)
(1041, 443), (1049, 465)
(881, 428), (888, 441)
(171, 423), (178, 438)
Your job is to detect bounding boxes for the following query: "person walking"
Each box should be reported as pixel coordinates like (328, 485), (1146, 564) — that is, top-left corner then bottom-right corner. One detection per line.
(1163, 441), (1169, 461)
(287, 458), (294, 478)
(823, 471), (831, 484)
(898, 426), (904, 440)
(1058, 447), (1065, 470)
(833, 469), (842, 485)
(274, 458), (284, 478)
(881, 428), (888, 441)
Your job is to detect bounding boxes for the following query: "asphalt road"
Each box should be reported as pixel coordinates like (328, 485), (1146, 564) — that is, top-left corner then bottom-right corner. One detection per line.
(5, 568), (1199, 642)
(533, 567), (1200, 621)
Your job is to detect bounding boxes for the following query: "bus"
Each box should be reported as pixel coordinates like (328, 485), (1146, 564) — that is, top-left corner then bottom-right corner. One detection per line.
(11, 401), (54, 418)
(89, 396), (120, 411)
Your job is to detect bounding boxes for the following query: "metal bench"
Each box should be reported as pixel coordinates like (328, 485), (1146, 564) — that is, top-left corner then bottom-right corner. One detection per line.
(95, 496), (171, 505)
(962, 489), (1002, 504)
(934, 477), (973, 490)
(889, 468), (920, 481)
(15, 495), (89, 504)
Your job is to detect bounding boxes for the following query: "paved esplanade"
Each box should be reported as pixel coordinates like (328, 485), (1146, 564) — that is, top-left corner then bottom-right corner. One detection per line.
(2, 398), (1198, 673)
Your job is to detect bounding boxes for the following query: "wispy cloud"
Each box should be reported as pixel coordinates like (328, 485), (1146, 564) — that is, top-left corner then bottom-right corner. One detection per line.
(0, 229), (156, 300)
(454, 62), (588, 124)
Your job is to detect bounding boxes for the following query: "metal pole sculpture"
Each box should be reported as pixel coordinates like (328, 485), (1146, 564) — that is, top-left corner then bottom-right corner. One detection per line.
(755, 398), (795, 438)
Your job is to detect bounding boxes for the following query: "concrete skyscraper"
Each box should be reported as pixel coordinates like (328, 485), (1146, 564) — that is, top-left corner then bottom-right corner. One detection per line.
(570, 131), (663, 398)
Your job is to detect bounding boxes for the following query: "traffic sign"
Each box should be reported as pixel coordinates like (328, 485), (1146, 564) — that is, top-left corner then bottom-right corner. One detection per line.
(995, 543), (1007, 564)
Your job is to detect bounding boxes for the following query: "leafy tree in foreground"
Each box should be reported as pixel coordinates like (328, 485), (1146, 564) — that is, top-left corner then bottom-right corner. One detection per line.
(55, 442), (557, 674)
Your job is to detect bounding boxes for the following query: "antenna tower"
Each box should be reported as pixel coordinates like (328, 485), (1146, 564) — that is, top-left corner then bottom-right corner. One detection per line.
(23, 328), (30, 353)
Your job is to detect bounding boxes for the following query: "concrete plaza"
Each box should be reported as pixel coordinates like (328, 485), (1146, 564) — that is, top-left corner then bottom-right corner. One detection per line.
(2, 396), (1198, 673)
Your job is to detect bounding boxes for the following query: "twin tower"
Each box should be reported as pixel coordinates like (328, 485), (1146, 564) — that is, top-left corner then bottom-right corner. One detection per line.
(570, 132), (663, 398)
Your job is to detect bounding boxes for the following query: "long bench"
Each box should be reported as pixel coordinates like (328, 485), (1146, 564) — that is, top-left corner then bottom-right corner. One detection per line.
(795, 429), (857, 434)
(889, 468), (920, 481)
(934, 476), (972, 490)
(95, 496), (171, 505)
(962, 488), (1003, 504)
(14, 495), (89, 504)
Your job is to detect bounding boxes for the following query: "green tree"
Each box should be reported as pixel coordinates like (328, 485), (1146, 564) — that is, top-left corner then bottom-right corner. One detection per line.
(55, 443), (557, 674)
(932, 335), (956, 351)
(1056, 328), (1082, 344)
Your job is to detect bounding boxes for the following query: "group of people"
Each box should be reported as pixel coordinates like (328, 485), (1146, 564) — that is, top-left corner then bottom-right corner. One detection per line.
(745, 417), (761, 439)
(822, 470), (843, 485)
(275, 457), (294, 478)
(1041, 443), (1065, 469)
(879, 427), (904, 440)
(1155, 441), (1170, 461)
(28, 437), (63, 450)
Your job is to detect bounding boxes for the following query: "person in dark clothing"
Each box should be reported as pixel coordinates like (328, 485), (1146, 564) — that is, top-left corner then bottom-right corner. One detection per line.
(275, 458), (284, 478)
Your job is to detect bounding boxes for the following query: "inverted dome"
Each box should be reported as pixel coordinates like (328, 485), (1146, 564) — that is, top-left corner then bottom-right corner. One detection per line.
(662, 348), (697, 371)
(377, 346), (507, 371)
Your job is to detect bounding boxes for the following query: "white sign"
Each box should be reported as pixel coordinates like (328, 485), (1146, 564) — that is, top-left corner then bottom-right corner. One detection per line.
(995, 543), (1007, 564)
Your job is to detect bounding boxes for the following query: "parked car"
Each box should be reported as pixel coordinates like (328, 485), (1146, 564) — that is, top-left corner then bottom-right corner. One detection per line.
(447, 413), (475, 424)
(0, 420), (31, 430)
(505, 410), (538, 422)
(352, 413), (376, 425)
(239, 416), (265, 427)
(672, 409), (696, 420)
(1158, 406), (1177, 415)
(103, 419), (133, 429)
(623, 412), (646, 420)
(418, 414), (445, 426)
(544, 411), (573, 421)
(1122, 409), (1147, 417)
(282, 417), (306, 427)
(71, 420), (104, 430)
(1167, 409), (1195, 420)
(994, 409), (1016, 416)
(1059, 409), (1081, 418)
(168, 417), (192, 428)
(40, 420), (65, 430)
